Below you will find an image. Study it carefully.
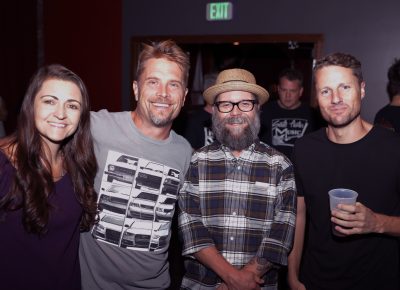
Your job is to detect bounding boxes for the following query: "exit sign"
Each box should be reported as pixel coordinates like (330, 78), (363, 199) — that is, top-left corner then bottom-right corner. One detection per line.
(206, 2), (233, 21)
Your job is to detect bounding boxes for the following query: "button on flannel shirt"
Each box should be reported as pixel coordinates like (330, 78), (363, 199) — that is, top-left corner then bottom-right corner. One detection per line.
(178, 141), (296, 290)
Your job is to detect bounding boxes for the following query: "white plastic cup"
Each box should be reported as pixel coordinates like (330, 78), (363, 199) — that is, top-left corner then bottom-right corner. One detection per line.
(328, 188), (358, 236)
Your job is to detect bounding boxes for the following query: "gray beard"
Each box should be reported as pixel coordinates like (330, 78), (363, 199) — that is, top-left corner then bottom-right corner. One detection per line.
(149, 110), (174, 127)
(212, 113), (260, 151)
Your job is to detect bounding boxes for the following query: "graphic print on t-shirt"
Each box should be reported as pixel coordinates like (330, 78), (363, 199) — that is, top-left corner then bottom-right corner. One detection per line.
(92, 150), (181, 252)
(204, 127), (214, 146)
(272, 118), (309, 147)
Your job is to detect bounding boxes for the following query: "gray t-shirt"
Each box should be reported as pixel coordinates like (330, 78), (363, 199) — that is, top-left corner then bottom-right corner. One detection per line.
(80, 110), (192, 290)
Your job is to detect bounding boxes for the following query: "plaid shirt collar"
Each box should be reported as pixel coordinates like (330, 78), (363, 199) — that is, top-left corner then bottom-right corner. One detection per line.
(217, 139), (259, 161)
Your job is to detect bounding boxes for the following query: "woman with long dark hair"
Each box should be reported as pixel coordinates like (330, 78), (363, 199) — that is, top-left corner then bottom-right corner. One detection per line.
(0, 64), (97, 290)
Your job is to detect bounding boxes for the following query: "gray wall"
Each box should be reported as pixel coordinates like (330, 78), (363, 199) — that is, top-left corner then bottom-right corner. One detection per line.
(123, 0), (400, 122)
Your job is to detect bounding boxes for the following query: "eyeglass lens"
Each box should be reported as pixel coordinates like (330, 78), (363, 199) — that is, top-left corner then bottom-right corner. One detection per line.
(215, 100), (257, 113)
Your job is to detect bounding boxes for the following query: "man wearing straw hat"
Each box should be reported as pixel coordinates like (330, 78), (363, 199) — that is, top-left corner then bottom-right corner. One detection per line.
(178, 68), (296, 290)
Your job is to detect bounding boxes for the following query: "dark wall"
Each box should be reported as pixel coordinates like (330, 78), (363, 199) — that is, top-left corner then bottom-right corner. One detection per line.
(0, 0), (38, 134)
(43, 0), (122, 112)
(123, 0), (400, 122)
(0, 1), (123, 134)
(2, 1), (399, 132)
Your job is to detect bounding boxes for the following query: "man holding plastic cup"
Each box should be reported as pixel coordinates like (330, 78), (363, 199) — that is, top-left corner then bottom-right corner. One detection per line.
(287, 53), (400, 290)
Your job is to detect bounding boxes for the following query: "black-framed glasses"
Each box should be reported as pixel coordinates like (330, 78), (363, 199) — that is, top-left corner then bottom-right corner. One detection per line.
(214, 100), (258, 113)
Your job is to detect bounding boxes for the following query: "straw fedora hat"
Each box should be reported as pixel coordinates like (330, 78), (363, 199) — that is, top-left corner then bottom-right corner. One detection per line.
(203, 68), (269, 105)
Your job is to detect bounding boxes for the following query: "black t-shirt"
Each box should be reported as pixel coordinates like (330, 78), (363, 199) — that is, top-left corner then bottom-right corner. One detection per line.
(293, 126), (400, 290)
(183, 108), (214, 149)
(259, 101), (317, 160)
(374, 104), (400, 134)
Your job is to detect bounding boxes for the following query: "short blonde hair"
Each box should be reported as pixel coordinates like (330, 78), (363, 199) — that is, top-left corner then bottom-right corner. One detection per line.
(136, 40), (190, 86)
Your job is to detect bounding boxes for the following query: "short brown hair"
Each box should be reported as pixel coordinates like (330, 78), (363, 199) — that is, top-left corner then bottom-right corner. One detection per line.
(314, 52), (363, 83)
(136, 40), (190, 86)
(279, 68), (304, 86)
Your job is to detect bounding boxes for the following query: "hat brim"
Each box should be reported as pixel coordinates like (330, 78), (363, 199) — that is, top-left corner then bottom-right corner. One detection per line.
(203, 81), (269, 106)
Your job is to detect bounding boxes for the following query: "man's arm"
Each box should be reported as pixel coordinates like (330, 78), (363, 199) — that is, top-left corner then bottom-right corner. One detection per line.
(240, 159), (297, 287)
(242, 256), (274, 277)
(287, 197), (306, 290)
(194, 246), (264, 290)
(332, 202), (400, 236)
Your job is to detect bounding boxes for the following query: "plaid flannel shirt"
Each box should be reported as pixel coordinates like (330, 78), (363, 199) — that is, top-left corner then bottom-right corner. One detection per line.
(178, 140), (296, 290)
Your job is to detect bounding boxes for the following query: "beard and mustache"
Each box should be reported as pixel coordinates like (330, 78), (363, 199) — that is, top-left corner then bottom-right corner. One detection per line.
(326, 110), (361, 128)
(146, 97), (176, 127)
(212, 112), (260, 151)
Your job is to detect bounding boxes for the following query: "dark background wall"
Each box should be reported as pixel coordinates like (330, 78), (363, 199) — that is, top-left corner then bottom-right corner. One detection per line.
(43, 0), (122, 112)
(123, 0), (400, 123)
(1, 0), (400, 132)
(1, 0), (122, 134)
(0, 0), (39, 133)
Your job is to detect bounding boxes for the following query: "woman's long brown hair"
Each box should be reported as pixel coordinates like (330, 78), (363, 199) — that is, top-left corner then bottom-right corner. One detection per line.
(0, 64), (97, 235)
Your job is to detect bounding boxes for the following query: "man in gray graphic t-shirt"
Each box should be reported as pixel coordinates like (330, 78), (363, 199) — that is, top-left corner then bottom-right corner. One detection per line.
(79, 40), (192, 290)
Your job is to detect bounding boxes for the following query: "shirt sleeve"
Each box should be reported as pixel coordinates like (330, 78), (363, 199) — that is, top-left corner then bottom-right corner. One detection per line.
(178, 153), (215, 256)
(256, 158), (297, 267)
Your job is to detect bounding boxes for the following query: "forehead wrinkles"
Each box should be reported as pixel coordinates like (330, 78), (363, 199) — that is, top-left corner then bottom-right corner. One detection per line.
(316, 66), (358, 87)
(140, 59), (184, 83)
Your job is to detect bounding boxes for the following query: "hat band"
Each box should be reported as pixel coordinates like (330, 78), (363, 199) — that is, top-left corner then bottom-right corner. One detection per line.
(222, 79), (251, 84)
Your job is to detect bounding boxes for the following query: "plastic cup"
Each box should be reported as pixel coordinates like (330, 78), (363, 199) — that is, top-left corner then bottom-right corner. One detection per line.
(328, 188), (358, 237)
